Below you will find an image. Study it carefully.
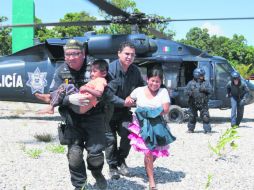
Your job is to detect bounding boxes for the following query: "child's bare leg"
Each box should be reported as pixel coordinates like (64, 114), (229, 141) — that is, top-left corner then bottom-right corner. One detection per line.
(37, 105), (54, 114)
(144, 153), (156, 189)
(35, 93), (51, 103)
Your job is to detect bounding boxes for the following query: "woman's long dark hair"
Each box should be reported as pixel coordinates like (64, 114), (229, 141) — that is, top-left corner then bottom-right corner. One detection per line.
(147, 66), (166, 88)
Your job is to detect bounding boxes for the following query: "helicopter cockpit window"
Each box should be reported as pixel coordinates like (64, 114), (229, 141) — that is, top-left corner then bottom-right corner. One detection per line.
(215, 62), (232, 84)
(218, 61), (234, 74)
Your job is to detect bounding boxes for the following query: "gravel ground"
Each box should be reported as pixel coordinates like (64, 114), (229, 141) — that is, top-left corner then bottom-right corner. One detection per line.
(0, 101), (254, 190)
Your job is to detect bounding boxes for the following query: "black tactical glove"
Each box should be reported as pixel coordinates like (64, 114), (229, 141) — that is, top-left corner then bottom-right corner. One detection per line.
(239, 99), (246, 106)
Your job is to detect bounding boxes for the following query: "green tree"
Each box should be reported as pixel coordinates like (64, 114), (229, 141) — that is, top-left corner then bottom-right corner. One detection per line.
(35, 17), (58, 42)
(97, 0), (174, 38)
(34, 12), (96, 42)
(180, 27), (254, 77)
(97, 0), (138, 34)
(0, 16), (12, 55)
(245, 46), (254, 66)
(209, 35), (230, 59)
(180, 27), (212, 52)
(54, 12), (96, 37)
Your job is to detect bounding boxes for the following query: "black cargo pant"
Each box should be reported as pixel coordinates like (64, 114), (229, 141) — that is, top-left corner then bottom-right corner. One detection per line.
(187, 101), (211, 132)
(59, 108), (106, 189)
(105, 108), (132, 169)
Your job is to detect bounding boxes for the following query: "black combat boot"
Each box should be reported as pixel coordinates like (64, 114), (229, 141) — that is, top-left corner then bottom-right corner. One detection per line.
(109, 166), (120, 180)
(187, 129), (194, 133)
(187, 123), (195, 133)
(203, 123), (211, 133)
(91, 170), (107, 190)
(74, 182), (88, 190)
(118, 160), (129, 176)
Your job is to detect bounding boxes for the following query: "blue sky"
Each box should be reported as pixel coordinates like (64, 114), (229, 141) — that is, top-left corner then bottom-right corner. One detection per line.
(1, 0), (254, 46)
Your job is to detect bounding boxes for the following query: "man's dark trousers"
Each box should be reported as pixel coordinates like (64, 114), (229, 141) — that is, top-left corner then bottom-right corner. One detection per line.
(64, 112), (106, 188)
(105, 109), (132, 168)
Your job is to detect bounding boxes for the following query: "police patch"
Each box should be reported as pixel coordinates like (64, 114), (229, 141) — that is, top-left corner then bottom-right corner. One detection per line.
(26, 67), (47, 94)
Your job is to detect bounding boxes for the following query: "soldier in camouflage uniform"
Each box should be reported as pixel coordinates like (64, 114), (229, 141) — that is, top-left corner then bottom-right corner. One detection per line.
(185, 68), (212, 133)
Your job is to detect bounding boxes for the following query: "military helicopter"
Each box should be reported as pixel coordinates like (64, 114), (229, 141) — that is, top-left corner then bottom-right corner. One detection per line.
(1, 0), (254, 123)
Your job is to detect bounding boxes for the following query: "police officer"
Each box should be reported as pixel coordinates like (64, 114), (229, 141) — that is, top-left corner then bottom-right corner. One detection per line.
(185, 68), (212, 133)
(226, 71), (249, 127)
(36, 39), (107, 190)
(105, 41), (145, 179)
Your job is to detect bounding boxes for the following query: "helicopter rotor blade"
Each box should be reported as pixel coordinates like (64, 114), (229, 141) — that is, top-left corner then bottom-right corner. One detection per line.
(87, 0), (130, 17)
(164, 17), (254, 22)
(0, 20), (112, 28)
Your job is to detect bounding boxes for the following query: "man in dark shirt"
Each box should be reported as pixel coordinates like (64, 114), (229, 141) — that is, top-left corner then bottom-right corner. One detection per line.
(226, 71), (249, 127)
(105, 41), (145, 180)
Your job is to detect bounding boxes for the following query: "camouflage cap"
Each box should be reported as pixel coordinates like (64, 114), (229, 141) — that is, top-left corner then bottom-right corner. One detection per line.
(64, 39), (84, 50)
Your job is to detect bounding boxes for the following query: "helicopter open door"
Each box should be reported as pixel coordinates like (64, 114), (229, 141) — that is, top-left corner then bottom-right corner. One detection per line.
(166, 61), (197, 107)
(213, 61), (233, 108)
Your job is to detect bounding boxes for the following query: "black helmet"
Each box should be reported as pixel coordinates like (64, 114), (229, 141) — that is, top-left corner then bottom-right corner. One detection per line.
(200, 68), (205, 76)
(231, 71), (240, 79)
(193, 68), (201, 79)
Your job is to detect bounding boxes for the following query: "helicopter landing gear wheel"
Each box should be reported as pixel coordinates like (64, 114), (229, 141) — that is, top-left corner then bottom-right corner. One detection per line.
(164, 105), (184, 123)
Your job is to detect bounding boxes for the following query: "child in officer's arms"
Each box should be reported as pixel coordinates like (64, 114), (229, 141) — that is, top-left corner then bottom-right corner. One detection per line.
(37, 59), (108, 114)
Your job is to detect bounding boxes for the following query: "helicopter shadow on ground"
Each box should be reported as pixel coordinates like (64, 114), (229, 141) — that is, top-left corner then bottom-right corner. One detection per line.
(0, 115), (61, 121)
(129, 166), (185, 185)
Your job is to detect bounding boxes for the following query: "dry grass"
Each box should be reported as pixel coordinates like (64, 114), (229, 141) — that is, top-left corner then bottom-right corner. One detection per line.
(34, 133), (53, 142)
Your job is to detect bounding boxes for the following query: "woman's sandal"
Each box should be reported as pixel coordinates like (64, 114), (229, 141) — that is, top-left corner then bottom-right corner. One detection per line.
(149, 186), (158, 190)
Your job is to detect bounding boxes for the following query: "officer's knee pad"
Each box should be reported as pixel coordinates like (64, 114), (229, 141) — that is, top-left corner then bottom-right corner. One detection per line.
(67, 145), (83, 168)
(87, 153), (104, 168)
